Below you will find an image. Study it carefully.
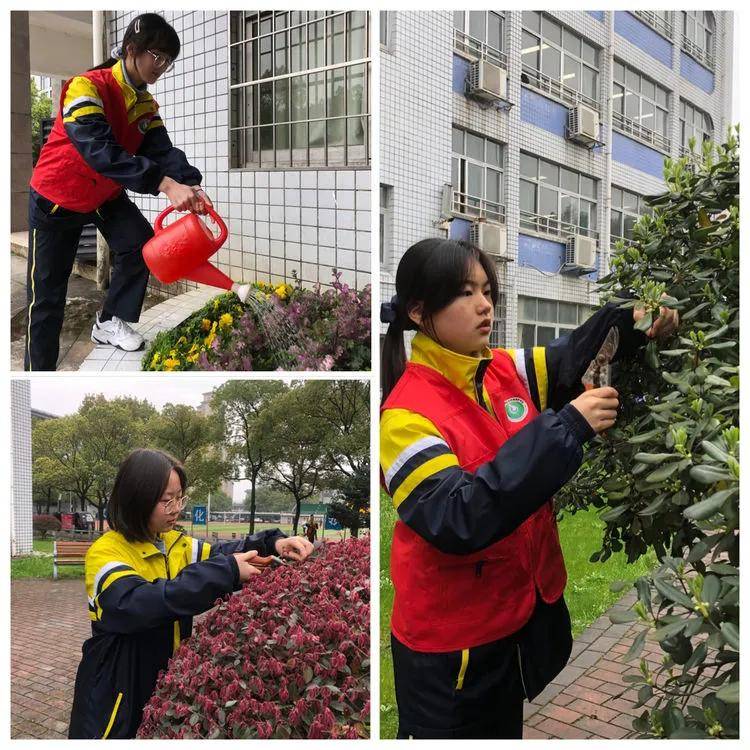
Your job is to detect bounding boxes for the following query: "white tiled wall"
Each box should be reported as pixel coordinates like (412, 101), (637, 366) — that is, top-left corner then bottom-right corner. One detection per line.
(11, 380), (33, 556)
(109, 11), (371, 295)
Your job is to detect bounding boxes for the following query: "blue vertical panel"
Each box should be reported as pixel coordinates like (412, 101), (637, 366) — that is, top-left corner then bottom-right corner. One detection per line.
(520, 88), (568, 138)
(614, 11), (672, 69)
(453, 54), (471, 94)
(517, 234), (565, 272)
(449, 218), (472, 242)
(587, 11), (604, 22)
(612, 132), (666, 180)
(680, 52), (715, 94)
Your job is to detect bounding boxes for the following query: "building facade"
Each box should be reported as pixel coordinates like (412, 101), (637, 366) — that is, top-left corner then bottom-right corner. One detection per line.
(380, 10), (733, 348)
(107, 10), (372, 297)
(11, 380), (33, 556)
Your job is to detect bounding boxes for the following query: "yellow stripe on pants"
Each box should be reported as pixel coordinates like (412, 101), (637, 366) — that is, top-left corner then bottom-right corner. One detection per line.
(101, 692), (123, 739)
(455, 649), (469, 690)
(26, 228), (37, 371)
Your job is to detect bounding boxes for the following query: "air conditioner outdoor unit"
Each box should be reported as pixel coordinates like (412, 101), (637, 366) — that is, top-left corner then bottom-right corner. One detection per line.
(567, 104), (600, 146)
(470, 221), (507, 258)
(564, 234), (597, 273)
(468, 59), (507, 102)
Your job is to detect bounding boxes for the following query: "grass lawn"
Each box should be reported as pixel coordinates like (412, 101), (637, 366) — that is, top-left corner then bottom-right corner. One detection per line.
(379, 491), (657, 739)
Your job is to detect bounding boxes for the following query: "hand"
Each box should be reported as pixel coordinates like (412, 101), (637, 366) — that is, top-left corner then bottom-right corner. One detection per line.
(570, 387), (620, 434)
(232, 550), (263, 583)
(275, 536), (314, 562)
(158, 176), (206, 213)
(634, 294), (680, 339)
(192, 187), (213, 216)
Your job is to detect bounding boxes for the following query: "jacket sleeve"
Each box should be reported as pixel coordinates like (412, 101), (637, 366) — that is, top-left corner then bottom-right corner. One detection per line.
(380, 404), (594, 555)
(137, 119), (203, 186)
(87, 548), (239, 635)
(61, 76), (165, 195)
(504, 299), (648, 413)
(209, 528), (287, 557)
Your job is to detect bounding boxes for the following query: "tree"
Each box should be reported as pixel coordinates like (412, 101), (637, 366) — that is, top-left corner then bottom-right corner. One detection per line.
(297, 381), (370, 536)
(559, 129), (739, 738)
(262, 385), (328, 534)
(30, 78), (52, 163)
(243, 483), (294, 513)
(212, 381), (285, 533)
(206, 489), (234, 512)
(146, 403), (225, 502)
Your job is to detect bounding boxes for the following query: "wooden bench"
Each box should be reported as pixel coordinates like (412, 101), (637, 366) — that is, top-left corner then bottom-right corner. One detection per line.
(53, 541), (94, 579)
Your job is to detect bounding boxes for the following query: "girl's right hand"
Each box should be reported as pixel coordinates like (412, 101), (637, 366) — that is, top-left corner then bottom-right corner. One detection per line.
(569, 387), (620, 434)
(158, 176), (205, 213)
(233, 550), (263, 582)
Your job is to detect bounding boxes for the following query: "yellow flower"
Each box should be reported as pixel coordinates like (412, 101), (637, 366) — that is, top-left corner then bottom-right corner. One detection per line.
(204, 331), (216, 348)
(213, 298), (220, 311)
(274, 284), (289, 300)
(177, 336), (187, 345)
(201, 318), (212, 332)
(186, 351), (200, 363)
(219, 313), (233, 329)
(188, 343), (199, 355)
(164, 358), (181, 371)
(151, 352), (161, 365)
(169, 349), (177, 358)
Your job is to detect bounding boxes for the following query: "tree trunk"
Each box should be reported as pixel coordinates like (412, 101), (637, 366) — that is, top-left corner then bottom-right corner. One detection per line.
(292, 497), (301, 536)
(248, 471), (257, 535)
(97, 503), (105, 532)
(351, 525), (359, 538)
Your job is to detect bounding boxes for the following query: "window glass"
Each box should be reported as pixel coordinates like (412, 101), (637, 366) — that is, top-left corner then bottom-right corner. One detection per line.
(520, 180), (537, 214)
(542, 16), (562, 46)
(521, 31), (540, 70)
(539, 160), (559, 187)
(520, 153), (538, 179)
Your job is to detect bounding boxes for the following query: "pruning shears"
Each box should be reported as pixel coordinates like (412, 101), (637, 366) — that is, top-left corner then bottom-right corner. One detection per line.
(582, 326), (619, 390)
(249, 554), (289, 570)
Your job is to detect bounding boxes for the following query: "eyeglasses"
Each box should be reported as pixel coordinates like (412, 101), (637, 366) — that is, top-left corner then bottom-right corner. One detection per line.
(159, 494), (188, 513)
(146, 49), (175, 73)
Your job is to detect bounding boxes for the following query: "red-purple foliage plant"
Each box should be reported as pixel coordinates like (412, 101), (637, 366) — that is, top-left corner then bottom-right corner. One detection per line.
(137, 537), (370, 739)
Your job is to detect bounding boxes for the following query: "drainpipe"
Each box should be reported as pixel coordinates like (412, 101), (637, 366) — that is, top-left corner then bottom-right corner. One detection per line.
(601, 11), (615, 281)
(92, 11), (111, 290)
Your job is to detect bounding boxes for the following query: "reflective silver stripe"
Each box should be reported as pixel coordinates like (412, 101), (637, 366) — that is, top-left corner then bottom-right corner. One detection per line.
(88, 596), (96, 609)
(93, 560), (132, 596)
(385, 436), (449, 491)
(63, 95), (104, 116)
(514, 349), (530, 394)
(191, 538), (199, 564)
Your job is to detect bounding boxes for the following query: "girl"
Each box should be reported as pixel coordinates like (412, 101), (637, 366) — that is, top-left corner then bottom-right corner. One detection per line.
(26, 13), (211, 371)
(380, 238), (678, 739)
(68, 448), (314, 739)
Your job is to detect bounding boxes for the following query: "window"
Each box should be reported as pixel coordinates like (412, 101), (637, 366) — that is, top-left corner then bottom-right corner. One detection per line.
(380, 184), (392, 264)
(490, 292), (507, 348)
(230, 11), (370, 168)
(612, 60), (670, 152)
(380, 11), (389, 47)
(453, 11), (506, 67)
(519, 152), (597, 238)
(680, 99), (713, 155)
(517, 296), (594, 347)
(634, 11), (674, 38)
(682, 11), (715, 68)
(610, 187), (651, 247)
(521, 12), (599, 108)
(451, 126), (505, 222)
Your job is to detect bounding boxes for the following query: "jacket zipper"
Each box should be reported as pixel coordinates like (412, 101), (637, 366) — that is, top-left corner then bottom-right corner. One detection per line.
(516, 644), (529, 699)
(475, 560), (485, 578)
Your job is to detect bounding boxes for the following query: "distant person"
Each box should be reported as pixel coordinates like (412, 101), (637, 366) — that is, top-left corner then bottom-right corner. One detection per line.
(304, 514), (319, 544)
(68, 448), (313, 739)
(26, 13), (212, 370)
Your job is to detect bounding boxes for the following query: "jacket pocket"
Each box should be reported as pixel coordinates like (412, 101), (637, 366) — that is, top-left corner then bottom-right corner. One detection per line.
(101, 692), (124, 739)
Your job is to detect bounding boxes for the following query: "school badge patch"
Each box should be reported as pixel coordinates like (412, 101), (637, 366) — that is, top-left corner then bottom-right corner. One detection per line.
(504, 397), (528, 423)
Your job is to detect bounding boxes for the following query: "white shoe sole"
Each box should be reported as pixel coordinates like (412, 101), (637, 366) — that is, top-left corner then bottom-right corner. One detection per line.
(91, 330), (145, 352)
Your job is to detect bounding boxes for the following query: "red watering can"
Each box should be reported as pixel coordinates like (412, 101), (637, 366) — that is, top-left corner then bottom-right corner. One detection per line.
(142, 205), (252, 302)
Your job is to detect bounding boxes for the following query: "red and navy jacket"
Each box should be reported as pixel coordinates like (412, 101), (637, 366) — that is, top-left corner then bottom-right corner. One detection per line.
(380, 301), (646, 653)
(31, 59), (201, 212)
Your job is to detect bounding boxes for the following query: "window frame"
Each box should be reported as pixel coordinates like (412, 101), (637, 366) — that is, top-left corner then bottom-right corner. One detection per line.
(517, 296), (594, 347)
(679, 98), (713, 156)
(609, 186), (651, 248)
(229, 10), (371, 170)
(453, 11), (507, 68)
(681, 11), (715, 69)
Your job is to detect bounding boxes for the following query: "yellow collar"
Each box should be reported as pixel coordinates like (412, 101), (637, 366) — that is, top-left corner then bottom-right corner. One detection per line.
(113, 528), (183, 558)
(111, 59), (149, 110)
(410, 332), (493, 404)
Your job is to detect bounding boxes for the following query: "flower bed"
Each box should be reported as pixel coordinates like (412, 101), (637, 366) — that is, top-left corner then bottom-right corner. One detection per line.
(137, 537), (370, 739)
(143, 274), (370, 371)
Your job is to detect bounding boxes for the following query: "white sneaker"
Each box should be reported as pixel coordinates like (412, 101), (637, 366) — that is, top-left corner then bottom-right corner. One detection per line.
(91, 313), (144, 351)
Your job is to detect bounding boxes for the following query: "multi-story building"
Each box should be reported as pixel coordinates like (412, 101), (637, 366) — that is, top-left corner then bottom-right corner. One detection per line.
(380, 11), (733, 348)
(107, 10), (372, 296)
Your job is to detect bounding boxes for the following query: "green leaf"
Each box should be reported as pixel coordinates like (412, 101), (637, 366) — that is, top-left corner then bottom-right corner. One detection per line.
(689, 465), (733, 485)
(700, 440), (732, 464)
(680, 302), (710, 320)
(683, 641), (708, 672)
(645, 462), (682, 483)
(610, 609), (638, 624)
(600, 504), (628, 522)
(624, 629), (647, 661)
(628, 428), (662, 444)
(704, 374), (732, 387)
(302, 665), (314, 683)
(683, 489), (735, 521)
(634, 311), (654, 332)
(654, 619), (688, 641)
(701, 574), (720, 605)
(653, 577), (695, 609)
(706, 340), (736, 350)
(638, 495), (666, 516)
(715, 681), (739, 704)
(634, 452), (680, 464)
(720, 622), (739, 650)
(660, 348), (690, 357)
(609, 580), (630, 593)
(671, 728), (710, 739)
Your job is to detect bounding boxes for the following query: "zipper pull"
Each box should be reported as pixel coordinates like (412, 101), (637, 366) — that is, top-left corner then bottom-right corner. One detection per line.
(475, 560), (485, 578)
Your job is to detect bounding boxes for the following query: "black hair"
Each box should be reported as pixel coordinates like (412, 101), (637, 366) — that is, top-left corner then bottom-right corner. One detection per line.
(381, 238), (499, 401)
(107, 448), (186, 543)
(90, 13), (180, 71)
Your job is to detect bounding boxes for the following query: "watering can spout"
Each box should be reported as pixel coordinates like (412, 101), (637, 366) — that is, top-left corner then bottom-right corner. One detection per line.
(231, 282), (252, 304)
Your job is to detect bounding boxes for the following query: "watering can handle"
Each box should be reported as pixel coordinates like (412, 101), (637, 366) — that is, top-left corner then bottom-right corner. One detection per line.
(154, 205), (229, 248)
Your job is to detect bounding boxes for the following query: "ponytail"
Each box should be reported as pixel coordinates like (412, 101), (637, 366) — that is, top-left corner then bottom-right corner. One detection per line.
(381, 296), (409, 402)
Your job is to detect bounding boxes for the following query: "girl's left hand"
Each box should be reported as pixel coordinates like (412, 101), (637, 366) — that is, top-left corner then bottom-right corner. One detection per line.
(633, 294), (680, 339)
(275, 536), (314, 562)
(193, 187), (213, 216)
